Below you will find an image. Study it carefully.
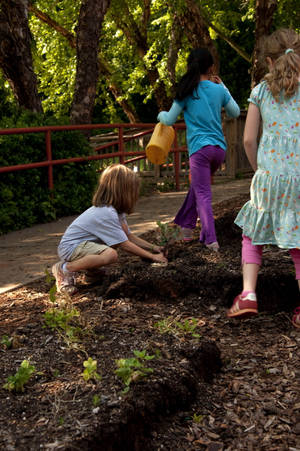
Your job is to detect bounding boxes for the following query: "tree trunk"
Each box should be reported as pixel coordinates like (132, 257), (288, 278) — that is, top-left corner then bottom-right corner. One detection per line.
(29, 4), (139, 123)
(167, 13), (182, 98)
(172, 0), (219, 73)
(0, 0), (42, 112)
(70, 0), (111, 125)
(252, 0), (278, 87)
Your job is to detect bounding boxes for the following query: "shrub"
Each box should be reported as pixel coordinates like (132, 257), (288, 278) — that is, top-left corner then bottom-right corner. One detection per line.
(0, 111), (98, 234)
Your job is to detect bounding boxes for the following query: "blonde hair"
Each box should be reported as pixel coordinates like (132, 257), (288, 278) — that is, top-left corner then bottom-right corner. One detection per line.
(92, 164), (140, 214)
(263, 28), (300, 100)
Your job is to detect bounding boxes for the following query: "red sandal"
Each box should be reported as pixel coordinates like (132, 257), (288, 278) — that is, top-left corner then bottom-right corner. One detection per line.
(292, 307), (300, 329)
(227, 292), (258, 318)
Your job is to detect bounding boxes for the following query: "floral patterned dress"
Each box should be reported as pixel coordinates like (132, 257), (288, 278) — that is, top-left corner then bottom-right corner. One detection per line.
(235, 81), (300, 249)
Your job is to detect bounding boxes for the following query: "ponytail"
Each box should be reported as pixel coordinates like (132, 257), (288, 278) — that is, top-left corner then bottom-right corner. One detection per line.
(175, 48), (214, 101)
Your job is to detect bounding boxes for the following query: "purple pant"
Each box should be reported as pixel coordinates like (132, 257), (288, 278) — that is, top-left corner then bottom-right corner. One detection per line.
(174, 145), (225, 244)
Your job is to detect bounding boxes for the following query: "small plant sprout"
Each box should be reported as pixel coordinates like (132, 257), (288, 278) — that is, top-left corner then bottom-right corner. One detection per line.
(192, 413), (204, 423)
(1, 335), (13, 349)
(115, 350), (155, 393)
(82, 357), (102, 382)
(44, 268), (57, 303)
(44, 305), (82, 345)
(156, 221), (180, 254)
(92, 394), (101, 407)
(175, 318), (202, 338)
(3, 360), (36, 392)
(154, 317), (202, 339)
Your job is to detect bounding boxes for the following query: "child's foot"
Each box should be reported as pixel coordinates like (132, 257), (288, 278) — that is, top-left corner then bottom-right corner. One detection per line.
(182, 228), (193, 242)
(227, 292), (258, 318)
(292, 307), (300, 329)
(206, 241), (219, 252)
(52, 262), (77, 295)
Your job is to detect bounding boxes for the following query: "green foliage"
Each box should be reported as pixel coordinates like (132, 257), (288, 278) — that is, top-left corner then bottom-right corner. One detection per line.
(30, 0), (79, 117)
(156, 221), (180, 247)
(154, 316), (202, 339)
(44, 306), (81, 343)
(92, 394), (101, 407)
(1, 335), (13, 350)
(3, 360), (36, 392)
(115, 350), (155, 393)
(192, 413), (204, 423)
(0, 110), (98, 235)
(81, 357), (102, 382)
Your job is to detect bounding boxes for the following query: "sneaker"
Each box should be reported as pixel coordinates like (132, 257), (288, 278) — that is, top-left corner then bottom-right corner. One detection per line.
(182, 228), (193, 242)
(206, 241), (219, 252)
(292, 307), (300, 329)
(227, 292), (258, 318)
(84, 267), (108, 284)
(51, 262), (77, 295)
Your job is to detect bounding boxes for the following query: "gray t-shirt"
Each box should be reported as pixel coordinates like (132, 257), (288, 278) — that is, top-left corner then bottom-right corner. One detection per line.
(58, 205), (129, 261)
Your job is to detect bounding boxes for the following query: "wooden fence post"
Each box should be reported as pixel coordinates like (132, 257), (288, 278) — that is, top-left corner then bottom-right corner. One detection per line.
(225, 117), (238, 178)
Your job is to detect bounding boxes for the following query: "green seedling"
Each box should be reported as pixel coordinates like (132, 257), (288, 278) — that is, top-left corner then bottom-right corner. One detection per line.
(192, 413), (204, 423)
(3, 360), (36, 392)
(58, 417), (64, 426)
(82, 357), (102, 382)
(1, 335), (13, 349)
(154, 317), (202, 339)
(92, 394), (101, 407)
(44, 269), (57, 303)
(175, 318), (201, 338)
(156, 221), (180, 255)
(44, 306), (82, 344)
(115, 350), (155, 393)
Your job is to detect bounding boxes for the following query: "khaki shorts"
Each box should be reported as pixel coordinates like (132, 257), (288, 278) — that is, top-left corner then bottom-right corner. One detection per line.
(69, 241), (109, 262)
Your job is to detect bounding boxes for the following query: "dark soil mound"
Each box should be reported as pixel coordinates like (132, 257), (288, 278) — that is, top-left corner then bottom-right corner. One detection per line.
(0, 194), (299, 451)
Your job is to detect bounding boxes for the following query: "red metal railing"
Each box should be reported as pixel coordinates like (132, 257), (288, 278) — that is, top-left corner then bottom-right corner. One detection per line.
(0, 123), (187, 191)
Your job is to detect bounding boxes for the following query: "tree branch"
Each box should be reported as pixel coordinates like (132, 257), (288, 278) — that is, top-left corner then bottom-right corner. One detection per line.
(196, 3), (251, 63)
(28, 4), (76, 49)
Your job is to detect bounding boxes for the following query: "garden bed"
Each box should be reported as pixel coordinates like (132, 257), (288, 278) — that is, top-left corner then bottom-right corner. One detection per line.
(0, 194), (299, 450)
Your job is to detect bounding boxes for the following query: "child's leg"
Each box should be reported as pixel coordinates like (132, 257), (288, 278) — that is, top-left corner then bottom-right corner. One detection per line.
(174, 186), (198, 230)
(289, 248), (300, 328)
(289, 248), (300, 290)
(53, 242), (117, 294)
(227, 235), (262, 318)
(66, 242), (117, 272)
(241, 234), (263, 292)
(189, 146), (225, 245)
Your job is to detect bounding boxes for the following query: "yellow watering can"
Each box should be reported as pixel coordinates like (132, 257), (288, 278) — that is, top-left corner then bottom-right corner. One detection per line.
(146, 123), (175, 165)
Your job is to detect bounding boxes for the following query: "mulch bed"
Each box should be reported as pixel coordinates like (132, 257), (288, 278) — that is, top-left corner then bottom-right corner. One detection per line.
(0, 194), (299, 451)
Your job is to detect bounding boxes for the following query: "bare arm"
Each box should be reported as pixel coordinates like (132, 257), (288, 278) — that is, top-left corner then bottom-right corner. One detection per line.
(127, 233), (162, 253)
(243, 103), (261, 172)
(118, 239), (167, 263)
(119, 221), (167, 263)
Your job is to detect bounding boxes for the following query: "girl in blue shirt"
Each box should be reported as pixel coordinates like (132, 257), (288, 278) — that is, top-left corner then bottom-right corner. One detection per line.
(158, 48), (240, 251)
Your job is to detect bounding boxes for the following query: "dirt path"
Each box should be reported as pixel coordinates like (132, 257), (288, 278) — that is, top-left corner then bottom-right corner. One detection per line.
(0, 178), (251, 294)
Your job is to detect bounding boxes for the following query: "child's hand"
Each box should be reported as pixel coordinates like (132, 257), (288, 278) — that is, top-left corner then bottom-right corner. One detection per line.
(152, 252), (168, 264)
(152, 245), (164, 253)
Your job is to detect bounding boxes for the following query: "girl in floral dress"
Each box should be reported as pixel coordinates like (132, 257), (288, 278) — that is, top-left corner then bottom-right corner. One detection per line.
(227, 28), (300, 329)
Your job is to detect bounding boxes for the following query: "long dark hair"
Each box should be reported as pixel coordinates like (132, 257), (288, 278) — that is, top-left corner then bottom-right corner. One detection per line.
(175, 48), (214, 101)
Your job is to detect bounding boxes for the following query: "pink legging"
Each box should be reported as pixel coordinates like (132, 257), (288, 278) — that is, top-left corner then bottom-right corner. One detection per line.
(242, 235), (300, 279)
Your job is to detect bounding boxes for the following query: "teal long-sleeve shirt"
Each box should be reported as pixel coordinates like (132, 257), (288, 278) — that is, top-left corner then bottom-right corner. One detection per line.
(157, 80), (240, 156)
